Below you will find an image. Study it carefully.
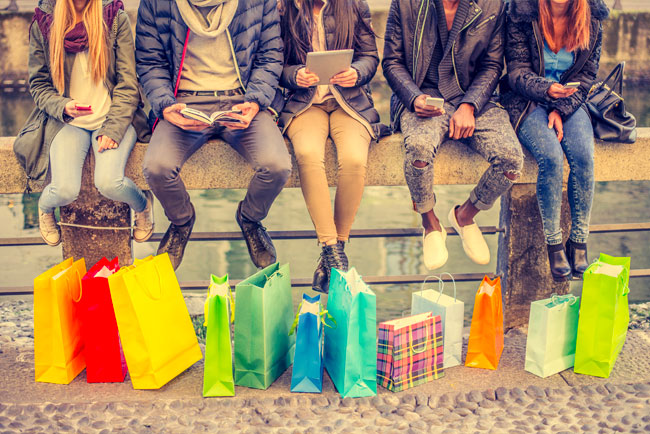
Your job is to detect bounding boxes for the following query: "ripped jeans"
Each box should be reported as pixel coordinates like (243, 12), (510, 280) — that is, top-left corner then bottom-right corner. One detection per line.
(401, 104), (523, 213)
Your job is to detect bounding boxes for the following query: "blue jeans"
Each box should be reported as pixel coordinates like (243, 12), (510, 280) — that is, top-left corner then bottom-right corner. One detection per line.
(518, 106), (595, 245)
(39, 124), (147, 214)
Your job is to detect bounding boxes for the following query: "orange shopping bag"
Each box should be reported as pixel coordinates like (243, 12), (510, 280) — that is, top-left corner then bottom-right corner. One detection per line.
(465, 276), (504, 370)
(34, 258), (87, 383)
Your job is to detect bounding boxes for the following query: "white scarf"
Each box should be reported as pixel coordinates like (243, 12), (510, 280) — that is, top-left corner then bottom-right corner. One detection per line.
(175, 0), (239, 38)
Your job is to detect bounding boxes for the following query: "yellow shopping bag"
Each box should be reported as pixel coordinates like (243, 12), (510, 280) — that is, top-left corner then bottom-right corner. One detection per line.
(108, 253), (202, 389)
(34, 258), (87, 384)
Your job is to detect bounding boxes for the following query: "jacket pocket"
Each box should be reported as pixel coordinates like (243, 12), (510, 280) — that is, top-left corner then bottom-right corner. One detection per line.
(468, 15), (496, 35)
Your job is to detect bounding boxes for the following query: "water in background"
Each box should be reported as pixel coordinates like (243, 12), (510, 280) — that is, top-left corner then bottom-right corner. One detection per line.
(1, 80), (649, 324)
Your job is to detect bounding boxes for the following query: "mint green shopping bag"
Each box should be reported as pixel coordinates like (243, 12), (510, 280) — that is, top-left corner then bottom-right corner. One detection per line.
(524, 294), (580, 378)
(574, 253), (630, 378)
(234, 263), (295, 389)
(203, 275), (235, 397)
(324, 268), (377, 398)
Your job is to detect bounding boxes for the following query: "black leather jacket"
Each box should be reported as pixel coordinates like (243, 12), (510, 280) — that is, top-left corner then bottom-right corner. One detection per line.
(382, 0), (507, 130)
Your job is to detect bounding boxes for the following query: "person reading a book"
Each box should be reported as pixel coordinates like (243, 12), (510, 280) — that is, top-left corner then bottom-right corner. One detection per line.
(502, 0), (609, 281)
(277, 0), (389, 293)
(136, 0), (290, 270)
(19, 0), (154, 247)
(382, 0), (524, 270)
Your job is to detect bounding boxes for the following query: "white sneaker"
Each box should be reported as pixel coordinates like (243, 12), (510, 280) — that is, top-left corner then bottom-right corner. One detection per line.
(39, 209), (61, 246)
(422, 227), (448, 270)
(133, 190), (155, 243)
(448, 206), (490, 265)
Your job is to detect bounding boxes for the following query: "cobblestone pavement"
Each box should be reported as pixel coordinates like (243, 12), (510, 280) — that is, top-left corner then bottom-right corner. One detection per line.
(2, 299), (650, 433)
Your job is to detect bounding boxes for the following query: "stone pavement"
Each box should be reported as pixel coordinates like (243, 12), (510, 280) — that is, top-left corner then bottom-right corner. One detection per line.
(2, 297), (650, 433)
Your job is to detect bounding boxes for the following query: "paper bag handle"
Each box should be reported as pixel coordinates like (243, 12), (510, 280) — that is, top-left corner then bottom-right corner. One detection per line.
(420, 273), (457, 302)
(68, 268), (83, 303)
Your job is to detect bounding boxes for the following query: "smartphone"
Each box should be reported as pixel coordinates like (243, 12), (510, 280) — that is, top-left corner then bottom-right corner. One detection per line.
(564, 82), (580, 89)
(425, 97), (445, 109)
(75, 104), (92, 111)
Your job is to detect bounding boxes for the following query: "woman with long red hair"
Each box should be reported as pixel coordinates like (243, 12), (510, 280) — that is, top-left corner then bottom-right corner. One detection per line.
(18, 0), (153, 246)
(502, 0), (609, 282)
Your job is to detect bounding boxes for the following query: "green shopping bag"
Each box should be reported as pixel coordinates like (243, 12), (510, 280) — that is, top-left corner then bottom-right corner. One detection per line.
(324, 268), (377, 398)
(574, 253), (630, 378)
(203, 275), (235, 397)
(234, 263), (295, 389)
(524, 294), (580, 378)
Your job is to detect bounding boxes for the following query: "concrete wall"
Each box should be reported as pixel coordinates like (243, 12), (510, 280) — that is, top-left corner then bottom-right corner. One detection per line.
(1, 10), (649, 86)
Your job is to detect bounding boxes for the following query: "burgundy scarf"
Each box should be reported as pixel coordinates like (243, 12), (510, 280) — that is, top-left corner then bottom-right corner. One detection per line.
(32, 0), (124, 53)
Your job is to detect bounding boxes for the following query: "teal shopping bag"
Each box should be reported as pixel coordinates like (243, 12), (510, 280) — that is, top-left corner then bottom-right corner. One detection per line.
(574, 254), (630, 378)
(234, 263), (295, 389)
(524, 294), (580, 378)
(324, 268), (377, 398)
(203, 275), (235, 397)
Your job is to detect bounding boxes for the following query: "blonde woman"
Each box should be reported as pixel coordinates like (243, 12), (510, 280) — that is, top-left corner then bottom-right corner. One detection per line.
(20, 0), (153, 246)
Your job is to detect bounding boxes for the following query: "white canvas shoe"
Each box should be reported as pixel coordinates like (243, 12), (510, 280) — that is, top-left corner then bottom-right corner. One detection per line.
(133, 190), (155, 243)
(448, 206), (490, 265)
(38, 209), (61, 246)
(422, 227), (448, 270)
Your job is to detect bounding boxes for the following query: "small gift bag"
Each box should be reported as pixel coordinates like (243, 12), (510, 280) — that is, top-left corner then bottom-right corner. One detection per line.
(465, 276), (504, 370)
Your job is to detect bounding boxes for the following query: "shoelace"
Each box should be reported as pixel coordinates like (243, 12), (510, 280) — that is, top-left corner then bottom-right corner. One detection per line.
(324, 245), (344, 270)
(134, 206), (151, 229)
(40, 213), (58, 234)
(243, 222), (271, 255)
(167, 225), (187, 258)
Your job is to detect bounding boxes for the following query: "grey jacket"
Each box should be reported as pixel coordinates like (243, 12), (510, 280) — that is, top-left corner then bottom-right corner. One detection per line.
(382, 0), (507, 130)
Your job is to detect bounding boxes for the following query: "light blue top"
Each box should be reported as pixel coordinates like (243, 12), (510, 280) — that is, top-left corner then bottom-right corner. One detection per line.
(543, 40), (575, 83)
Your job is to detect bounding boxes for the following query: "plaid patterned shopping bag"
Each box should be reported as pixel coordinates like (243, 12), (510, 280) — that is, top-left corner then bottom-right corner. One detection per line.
(377, 312), (444, 392)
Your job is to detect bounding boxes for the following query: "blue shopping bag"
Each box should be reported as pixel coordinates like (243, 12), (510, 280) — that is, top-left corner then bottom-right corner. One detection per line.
(290, 294), (327, 393)
(324, 268), (377, 398)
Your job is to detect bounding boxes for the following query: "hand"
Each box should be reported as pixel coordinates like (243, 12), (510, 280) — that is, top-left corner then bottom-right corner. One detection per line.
(547, 83), (578, 99)
(64, 100), (94, 118)
(163, 103), (209, 132)
(220, 102), (260, 130)
(97, 135), (118, 152)
(548, 110), (564, 142)
(449, 103), (476, 140)
(296, 67), (320, 88)
(413, 94), (445, 118)
(330, 68), (358, 87)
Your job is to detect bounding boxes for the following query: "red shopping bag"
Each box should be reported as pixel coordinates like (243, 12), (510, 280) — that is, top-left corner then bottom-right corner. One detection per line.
(77, 257), (127, 383)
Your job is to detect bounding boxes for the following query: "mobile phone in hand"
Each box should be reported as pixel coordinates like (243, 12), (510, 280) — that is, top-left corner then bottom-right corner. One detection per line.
(75, 104), (92, 111)
(425, 97), (445, 109)
(563, 82), (580, 89)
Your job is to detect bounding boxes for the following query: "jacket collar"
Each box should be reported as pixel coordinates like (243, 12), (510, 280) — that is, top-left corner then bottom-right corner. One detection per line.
(508, 0), (609, 24)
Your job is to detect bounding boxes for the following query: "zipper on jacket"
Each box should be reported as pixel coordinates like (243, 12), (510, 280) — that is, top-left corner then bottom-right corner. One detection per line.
(514, 22), (544, 132)
(226, 29), (247, 92)
(451, 9), (483, 93)
(413, 0), (430, 81)
(469, 14), (495, 33)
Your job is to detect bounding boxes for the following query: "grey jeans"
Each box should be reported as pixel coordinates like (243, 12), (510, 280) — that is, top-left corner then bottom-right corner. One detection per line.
(143, 94), (291, 225)
(401, 103), (523, 213)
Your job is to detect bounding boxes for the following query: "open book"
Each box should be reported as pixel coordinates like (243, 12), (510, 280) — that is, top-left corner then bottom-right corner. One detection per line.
(180, 107), (243, 125)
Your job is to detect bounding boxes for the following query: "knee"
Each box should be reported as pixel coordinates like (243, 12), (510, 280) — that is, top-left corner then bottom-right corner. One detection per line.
(537, 148), (564, 175)
(405, 138), (435, 169)
(143, 156), (179, 186)
(56, 183), (81, 204)
(338, 154), (367, 176)
(293, 147), (324, 169)
(569, 149), (594, 175)
(258, 155), (292, 184)
(94, 173), (123, 198)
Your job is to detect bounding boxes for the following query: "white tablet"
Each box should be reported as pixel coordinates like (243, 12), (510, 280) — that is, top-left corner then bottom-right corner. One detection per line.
(305, 49), (354, 86)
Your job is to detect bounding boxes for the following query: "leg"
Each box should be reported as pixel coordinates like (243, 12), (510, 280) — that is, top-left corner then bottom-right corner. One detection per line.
(221, 110), (292, 222)
(142, 119), (205, 226)
(92, 126), (147, 212)
(286, 105), (336, 244)
(560, 107), (595, 244)
(517, 106), (566, 245)
(329, 106), (371, 242)
(400, 107), (450, 233)
(39, 124), (91, 213)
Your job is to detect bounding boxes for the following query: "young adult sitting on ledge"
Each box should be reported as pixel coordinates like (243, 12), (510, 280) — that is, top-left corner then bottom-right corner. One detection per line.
(135, 0), (290, 270)
(502, 0), (608, 281)
(382, 0), (524, 270)
(19, 0), (154, 247)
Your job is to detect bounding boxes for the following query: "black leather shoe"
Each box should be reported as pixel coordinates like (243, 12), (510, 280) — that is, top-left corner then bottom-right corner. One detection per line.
(312, 242), (348, 293)
(547, 243), (572, 283)
(566, 239), (589, 278)
(236, 201), (276, 268)
(157, 205), (195, 270)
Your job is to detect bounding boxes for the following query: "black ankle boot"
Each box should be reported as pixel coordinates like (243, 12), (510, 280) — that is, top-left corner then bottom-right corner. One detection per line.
(566, 239), (589, 278)
(312, 242), (348, 293)
(547, 243), (572, 283)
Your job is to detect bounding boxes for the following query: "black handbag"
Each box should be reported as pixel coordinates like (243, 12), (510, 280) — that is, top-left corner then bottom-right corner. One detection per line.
(586, 62), (637, 143)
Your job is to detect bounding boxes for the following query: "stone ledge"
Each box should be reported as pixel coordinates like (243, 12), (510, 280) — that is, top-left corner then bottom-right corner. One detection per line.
(0, 129), (648, 194)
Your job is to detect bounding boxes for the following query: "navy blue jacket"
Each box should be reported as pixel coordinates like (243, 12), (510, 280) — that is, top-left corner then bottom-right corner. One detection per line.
(135, 0), (283, 119)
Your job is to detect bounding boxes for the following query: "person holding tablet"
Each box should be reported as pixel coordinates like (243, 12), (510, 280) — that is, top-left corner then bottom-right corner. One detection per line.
(382, 0), (523, 270)
(278, 0), (388, 292)
(19, 0), (153, 247)
(502, 0), (609, 281)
